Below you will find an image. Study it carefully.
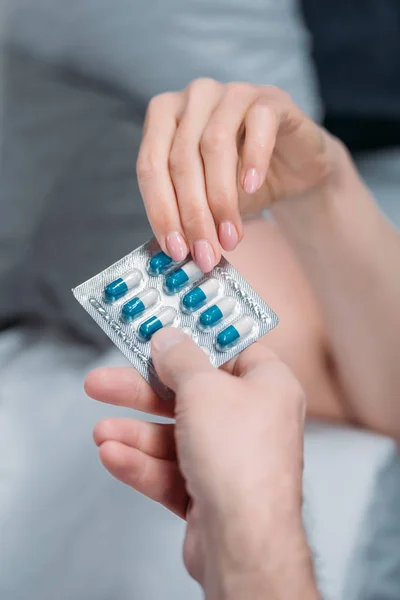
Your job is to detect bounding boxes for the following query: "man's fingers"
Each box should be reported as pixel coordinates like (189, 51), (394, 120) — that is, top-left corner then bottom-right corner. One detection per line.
(84, 367), (175, 418)
(151, 328), (214, 392)
(94, 418), (176, 460)
(99, 441), (189, 518)
(222, 341), (280, 378)
(223, 341), (304, 396)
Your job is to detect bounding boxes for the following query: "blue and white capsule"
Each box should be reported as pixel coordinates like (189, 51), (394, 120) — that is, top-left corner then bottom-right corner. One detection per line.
(199, 296), (236, 329)
(138, 307), (177, 341)
(164, 260), (203, 294)
(182, 278), (219, 312)
(148, 251), (173, 276)
(121, 288), (159, 322)
(216, 316), (255, 351)
(103, 269), (142, 303)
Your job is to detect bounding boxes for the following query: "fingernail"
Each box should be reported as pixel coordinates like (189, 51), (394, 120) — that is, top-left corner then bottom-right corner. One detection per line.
(243, 168), (260, 195)
(151, 327), (187, 354)
(219, 221), (239, 252)
(166, 232), (188, 262)
(193, 240), (215, 273)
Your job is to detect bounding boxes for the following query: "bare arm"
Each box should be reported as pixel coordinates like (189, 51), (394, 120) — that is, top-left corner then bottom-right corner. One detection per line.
(273, 142), (400, 438)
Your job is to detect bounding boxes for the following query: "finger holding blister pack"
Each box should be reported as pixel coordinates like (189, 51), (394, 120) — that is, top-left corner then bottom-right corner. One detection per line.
(73, 239), (279, 399)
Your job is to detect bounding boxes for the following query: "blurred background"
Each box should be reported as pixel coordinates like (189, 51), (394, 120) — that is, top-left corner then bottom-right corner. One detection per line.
(0, 1), (399, 599)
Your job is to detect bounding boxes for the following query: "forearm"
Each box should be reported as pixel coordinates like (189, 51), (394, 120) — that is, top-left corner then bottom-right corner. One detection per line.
(272, 141), (400, 437)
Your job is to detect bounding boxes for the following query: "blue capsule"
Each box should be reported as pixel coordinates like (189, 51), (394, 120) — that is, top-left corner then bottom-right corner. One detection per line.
(121, 288), (159, 322)
(104, 278), (127, 302)
(148, 251), (173, 276)
(199, 297), (236, 328)
(182, 279), (219, 312)
(138, 307), (177, 341)
(103, 269), (142, 303)
(165, 260), (203, 294)
(216, 316), (254, 351)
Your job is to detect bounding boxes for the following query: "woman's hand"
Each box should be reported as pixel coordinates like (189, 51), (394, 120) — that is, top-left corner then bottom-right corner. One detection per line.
(85, 329), (319, 598)
(137, 78), (339, 272)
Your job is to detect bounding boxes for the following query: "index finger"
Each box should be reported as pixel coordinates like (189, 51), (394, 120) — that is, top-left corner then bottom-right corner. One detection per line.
(137, 92), (189, 262)
(84, 367), (175, 418)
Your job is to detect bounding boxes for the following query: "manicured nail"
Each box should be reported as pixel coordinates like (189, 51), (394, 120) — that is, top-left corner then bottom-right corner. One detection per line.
(243, 168), (260, 195)
(219, 221), (239, 252)
(151, 327), (187, 355)
(166, 232), (188, 262)
(194, 240), (215, 273)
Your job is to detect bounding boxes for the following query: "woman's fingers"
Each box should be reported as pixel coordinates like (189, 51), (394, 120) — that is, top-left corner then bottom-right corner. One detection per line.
(239, 87), (320, 200)
(200, 83), (258, 251)
(138, 82), (312, 268)
(169, 78), (223, 271)
(137, 92), (189, 262)
(240, 95), (279, 196)
(94, 417), (176, 460)
(84, 367), (175, 418)
(99, 441), (189, 518)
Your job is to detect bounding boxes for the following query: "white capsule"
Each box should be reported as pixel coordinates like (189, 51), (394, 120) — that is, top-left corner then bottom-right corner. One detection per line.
(139, 307), (177, 341)
(121, 288), (159, 321)
(216, 315), (255, 350)
(139, 288), (159, 307)
(158, 307), (177, 326)
(182, 278), (219, 311)
(199, 296), (236, 328)
(183, 261), (203, 280)
(165, 260), (204, 293)
(104, 268), (142, 302)
(124, 269), (142, 288)
(234, 316), (255, 337)
(199, 278), (219, 297)
(216, 296), (237, 317)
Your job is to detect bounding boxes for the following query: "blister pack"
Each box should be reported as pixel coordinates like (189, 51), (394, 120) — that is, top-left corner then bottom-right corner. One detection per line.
(73, 238), (279, 399)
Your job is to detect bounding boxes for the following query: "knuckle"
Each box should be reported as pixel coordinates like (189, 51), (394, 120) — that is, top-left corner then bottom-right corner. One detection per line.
(187, 77), (220, 95)
(209, 185), (237, 215)
(135, 453), (151, 489)
(93, 419), (111, 444)
(168, 147), (191, 178)
(136, 151), (158, 181)
(225, 81), (255, 97)
(147, 91), (176, 114)
(201, 123), (231, 152)
(260, 85), (292, 106)
(260, 84), (282, 97)
(181, 205), (208, 232)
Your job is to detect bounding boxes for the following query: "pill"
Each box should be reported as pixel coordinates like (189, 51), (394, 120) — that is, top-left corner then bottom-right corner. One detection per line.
(121, 288), (159, 321)
(216, 316), (255, 350)
(104, 269), (142, 302)
(199, 296), (236, 328)
(165, 260), (203, 294)
(148, 251), (173, 275)
(139, 307), (177, 341)
(182, 278), (219, 312)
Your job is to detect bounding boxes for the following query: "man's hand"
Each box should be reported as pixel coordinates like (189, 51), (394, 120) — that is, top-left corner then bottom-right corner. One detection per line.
(85, 329), (320, 599)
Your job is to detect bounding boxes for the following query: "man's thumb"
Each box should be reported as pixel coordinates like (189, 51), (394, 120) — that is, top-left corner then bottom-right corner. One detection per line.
(151, 327), (213, 391)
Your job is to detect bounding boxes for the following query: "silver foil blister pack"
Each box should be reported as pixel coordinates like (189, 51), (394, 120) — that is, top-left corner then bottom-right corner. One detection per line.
(73, 238), (279, 399)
